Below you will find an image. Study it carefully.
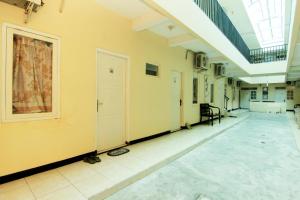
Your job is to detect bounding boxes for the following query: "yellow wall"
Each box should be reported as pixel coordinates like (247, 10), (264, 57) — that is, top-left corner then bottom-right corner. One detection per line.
(0, 1), (230, 176)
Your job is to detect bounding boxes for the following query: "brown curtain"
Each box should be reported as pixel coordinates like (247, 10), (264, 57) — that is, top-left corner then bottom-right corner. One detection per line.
(12, 34), (53, 114)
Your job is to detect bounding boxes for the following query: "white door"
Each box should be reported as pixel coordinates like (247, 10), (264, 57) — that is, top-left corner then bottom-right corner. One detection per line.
(275, 89), (286, 102)
(97, 51), (126, 152)
(240, 90), (250, 109)
(171, 71), (182, 131)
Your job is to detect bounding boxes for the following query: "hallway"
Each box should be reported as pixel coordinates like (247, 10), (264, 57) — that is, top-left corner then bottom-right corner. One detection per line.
(106, 113), (300, 200)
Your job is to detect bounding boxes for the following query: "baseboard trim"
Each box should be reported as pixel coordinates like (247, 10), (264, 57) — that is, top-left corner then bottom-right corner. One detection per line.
(0, 151), (97, 184)
(181, 116), (224, 128)
(127, 130), (171, 145)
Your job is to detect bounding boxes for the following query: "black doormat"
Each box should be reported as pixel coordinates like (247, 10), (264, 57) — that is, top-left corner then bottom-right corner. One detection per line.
(107, 147), (130, 156)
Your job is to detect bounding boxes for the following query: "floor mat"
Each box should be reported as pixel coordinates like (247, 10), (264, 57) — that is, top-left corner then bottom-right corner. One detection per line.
(107, 147), (130, 156)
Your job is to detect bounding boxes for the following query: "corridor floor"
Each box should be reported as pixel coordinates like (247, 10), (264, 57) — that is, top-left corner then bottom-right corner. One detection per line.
(106, 113), (300, 200)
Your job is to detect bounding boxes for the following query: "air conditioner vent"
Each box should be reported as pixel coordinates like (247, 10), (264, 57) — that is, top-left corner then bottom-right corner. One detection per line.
(194, 52), (208, 71)
(214, 63), (226, 77)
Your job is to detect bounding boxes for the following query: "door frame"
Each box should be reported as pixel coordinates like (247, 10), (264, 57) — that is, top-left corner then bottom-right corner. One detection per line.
(95, 48), (130, 152)
(171, 70), (184, 131)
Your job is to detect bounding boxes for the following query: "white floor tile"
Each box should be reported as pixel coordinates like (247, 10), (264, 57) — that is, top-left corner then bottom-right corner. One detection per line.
(91, 161), (136, 183)
(25, 169), (70, 198)
(0, 179), (28, 193)
(73, 173), (113, 198)
(57, 162), (98, 183)
(37, 186), (86, 200)
(0, 186), (35, 200)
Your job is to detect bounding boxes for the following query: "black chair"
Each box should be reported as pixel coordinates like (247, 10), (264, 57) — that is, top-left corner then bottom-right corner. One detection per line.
(200, 103), (221, 126)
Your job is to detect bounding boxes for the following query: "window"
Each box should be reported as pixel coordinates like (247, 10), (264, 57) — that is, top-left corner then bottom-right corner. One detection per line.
(250, 90), (257, 100)
(2, 24), (60, 122)
(193, 78), (198, 104)
(146, 63), (158, 76)
(287, 90), (294, 100)
(210, 84), (214, 103)
(262, 87), (268, 100)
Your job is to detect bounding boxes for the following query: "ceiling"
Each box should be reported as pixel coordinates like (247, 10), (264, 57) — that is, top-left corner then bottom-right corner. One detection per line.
(217, 0), (292, 49)
(96, 0), (241, 74)
(217, 0), (260, 49)
(96, 0), (299, 81)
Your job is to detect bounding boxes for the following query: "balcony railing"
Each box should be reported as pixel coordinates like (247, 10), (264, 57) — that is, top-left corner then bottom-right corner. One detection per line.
(249, 44), (288, 64)
(193, 0), (287, 64)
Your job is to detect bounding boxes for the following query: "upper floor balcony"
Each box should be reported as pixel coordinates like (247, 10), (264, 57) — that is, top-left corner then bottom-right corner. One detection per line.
(194, 0), (288, 64)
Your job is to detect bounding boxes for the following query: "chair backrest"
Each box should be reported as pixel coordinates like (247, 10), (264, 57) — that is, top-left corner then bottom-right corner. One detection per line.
(200, 103), (210, 115)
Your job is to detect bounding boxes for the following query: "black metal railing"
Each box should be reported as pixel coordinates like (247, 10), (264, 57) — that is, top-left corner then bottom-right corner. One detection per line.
(193, 0), (288, 64)
(249, 44), (288, 64)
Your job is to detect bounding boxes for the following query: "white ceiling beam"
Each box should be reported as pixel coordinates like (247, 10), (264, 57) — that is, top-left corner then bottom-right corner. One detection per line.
(208, 56), (228, 63)
(132, 11), (168, 31)
(168, 34), (197, 47)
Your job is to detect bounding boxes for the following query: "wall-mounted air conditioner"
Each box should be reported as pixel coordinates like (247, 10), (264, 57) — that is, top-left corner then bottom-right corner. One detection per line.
(0, 0), (44, 23)
(214, 63), (225, 77)
(194, 52), (208, 71)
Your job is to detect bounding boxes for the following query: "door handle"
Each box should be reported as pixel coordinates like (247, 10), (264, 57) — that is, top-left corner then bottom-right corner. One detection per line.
(97, 100), (103, 112)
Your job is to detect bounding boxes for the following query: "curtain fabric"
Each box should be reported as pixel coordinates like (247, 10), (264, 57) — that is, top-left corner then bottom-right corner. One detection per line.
(12, 34), (53, 114)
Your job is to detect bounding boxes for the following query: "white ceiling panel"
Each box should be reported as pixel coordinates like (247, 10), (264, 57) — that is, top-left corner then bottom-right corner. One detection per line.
(217, 0), (260, 49)
(149, 21), (187, 38)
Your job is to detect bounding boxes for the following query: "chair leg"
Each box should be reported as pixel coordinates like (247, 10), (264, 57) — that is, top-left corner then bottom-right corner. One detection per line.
(219, 115), (221, 124)
(211, 115), (213, 126)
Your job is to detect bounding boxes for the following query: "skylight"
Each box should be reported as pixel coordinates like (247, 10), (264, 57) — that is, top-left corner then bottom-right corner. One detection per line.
(243, 0), (285, 48)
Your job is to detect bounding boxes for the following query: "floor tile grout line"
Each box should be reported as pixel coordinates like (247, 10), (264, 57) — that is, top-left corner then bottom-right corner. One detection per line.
(24, 177), (38, 200)
(26, 168), (76, 200)
(56, 168), (88, 199)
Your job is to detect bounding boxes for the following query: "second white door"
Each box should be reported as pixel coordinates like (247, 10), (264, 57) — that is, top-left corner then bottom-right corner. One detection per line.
(97, 50), (126, 152)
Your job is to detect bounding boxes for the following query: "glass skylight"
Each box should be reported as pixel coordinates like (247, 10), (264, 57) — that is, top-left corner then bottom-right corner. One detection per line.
(243, 0), (285, 48)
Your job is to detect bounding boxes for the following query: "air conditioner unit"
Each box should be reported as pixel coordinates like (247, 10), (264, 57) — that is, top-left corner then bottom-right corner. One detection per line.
(237, 81), (242, 87)
(214, 63), (226, 77)
(0, 0), (44, 23)
(194, 52), (208, 70)
(228, 78), (233, 86)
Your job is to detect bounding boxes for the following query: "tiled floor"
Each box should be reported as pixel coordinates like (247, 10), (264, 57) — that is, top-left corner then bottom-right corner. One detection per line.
(107, 113), (300, 200)
(0, 111), (249, 200)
